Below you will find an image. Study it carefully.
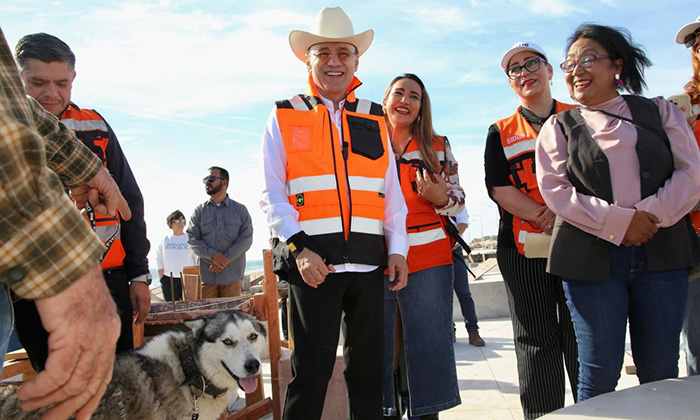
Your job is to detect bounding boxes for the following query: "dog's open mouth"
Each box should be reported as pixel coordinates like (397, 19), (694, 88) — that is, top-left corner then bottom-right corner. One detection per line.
(222, 361), (258, 393)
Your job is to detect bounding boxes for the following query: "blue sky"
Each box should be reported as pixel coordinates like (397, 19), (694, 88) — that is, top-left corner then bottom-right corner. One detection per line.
(3, 0), (698, 265)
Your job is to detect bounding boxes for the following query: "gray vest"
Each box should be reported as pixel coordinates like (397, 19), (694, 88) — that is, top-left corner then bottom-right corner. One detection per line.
(548, 95), (699, 281)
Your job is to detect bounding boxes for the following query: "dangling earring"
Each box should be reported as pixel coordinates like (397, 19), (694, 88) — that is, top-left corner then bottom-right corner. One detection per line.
(614, 74), (624, 89)
(549, 79), (553, 86)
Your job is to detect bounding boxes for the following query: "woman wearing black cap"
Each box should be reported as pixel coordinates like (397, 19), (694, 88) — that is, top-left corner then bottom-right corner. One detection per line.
(483, 41), (579, 419)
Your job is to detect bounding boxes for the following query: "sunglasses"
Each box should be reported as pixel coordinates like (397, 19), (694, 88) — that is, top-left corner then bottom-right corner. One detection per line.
(202, 175), (223, 183)
(683, 29), (700, 49)
(506, 57), (546, 80)
(171, 218), (186, 224)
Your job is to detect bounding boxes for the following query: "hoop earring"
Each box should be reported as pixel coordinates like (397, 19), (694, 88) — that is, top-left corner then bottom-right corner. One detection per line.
(614, 74), (624, 89)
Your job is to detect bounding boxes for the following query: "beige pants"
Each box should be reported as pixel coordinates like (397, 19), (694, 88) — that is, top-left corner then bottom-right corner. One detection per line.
(202, 281), (242, 299)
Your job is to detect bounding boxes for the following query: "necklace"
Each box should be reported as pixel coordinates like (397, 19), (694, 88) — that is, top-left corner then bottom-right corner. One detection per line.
(392, 136), (413, 158)
(519, 100), (557, 129)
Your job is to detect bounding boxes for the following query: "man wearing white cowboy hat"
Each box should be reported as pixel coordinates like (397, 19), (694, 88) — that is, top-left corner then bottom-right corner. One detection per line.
(260, 6), (408, 419)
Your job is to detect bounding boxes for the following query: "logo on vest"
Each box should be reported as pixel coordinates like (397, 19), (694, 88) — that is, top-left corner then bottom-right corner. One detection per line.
(506, 133), (526, 144)
(296, 193), (304, 207)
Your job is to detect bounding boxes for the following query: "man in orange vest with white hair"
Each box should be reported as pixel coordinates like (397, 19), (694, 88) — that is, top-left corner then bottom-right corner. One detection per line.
(14, 32), (151, 369)
(261, 7), (408, 419)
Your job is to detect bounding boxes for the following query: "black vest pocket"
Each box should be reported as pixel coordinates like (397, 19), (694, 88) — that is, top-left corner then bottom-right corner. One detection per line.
(347, 114), (384, 160)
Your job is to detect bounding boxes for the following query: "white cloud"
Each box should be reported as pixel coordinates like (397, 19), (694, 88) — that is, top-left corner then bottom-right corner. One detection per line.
(524, 0), (584, 17)
(402, 6), (482, 35)
(458, 69), (502, 85)
(35, 2), (312, 118)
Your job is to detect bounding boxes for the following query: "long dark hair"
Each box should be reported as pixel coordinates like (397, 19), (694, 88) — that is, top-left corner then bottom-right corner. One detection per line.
(566, 24), (652, 95)
(382, 73), (440, 173)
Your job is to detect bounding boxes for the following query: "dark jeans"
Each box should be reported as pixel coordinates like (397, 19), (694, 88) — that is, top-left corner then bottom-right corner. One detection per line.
(14, 267), (134, 371)
(563, 245), (688, 401)
(160, 275), (183, 301)
(452, 249), (479, 333)
(284, 268), (384, 420)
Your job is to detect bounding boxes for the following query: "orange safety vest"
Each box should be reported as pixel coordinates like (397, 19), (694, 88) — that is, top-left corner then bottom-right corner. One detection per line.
(275, 75), (390, 266)
(61, 105), (126, 270)
(397, 136), (453, 273)
(496, 102), (576, 254)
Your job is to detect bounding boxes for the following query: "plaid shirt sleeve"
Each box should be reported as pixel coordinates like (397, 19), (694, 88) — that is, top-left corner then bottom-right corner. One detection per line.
(29, 98), (102, 188)
(0, 28), (104, 298)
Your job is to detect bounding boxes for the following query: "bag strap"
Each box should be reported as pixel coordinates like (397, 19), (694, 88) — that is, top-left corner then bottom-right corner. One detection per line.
(581, 104), (671, 153)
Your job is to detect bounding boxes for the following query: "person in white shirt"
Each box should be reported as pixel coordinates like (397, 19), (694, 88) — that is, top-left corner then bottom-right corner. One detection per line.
(156, 210), (197, 301)
(260, 7), (408, 419)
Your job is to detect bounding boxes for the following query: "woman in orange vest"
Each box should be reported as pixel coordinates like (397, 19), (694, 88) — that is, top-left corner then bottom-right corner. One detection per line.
(676, 14), (700, 377)
(483, 42), (579, 419)
(382, 73), (464, 420)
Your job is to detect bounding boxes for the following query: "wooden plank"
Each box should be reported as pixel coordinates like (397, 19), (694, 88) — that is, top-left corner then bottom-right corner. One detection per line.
(469, 258), (498, 280)
(228, 397), (273, 420)
(133, 315), (144, 348)
(1, 359), (34, 380)
(3, 349), (27, 361)
(182, 265), (202, 300)
(263, 250), (282, 420)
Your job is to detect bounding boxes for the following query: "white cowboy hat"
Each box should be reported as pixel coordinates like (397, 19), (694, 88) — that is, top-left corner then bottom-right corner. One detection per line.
(289, 7), (374, 62)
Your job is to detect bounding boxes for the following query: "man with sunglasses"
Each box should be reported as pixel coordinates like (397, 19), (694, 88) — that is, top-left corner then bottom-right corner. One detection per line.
(187, 166), (253, 298)
(14, 33), (151, 365)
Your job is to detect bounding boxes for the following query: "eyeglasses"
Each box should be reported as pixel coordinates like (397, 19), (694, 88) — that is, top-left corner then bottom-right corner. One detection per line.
(559, 54), (612, 73)
(203, 175), (223, 183)
(309, 50), (356, 62)
(171, 218), (186, 224)
(506, 57), (547, 80)
(683, 29), (700, 49)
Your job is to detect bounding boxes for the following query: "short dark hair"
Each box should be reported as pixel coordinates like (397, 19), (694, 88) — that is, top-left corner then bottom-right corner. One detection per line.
(14, 33), (76, 71)
(208, 166), (229, 181)
(166, 210), (185, 227)
(566, 24), (652, 95)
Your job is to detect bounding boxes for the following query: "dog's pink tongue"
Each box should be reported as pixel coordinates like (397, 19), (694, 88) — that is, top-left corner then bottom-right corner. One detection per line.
(239, 377), (258, 393)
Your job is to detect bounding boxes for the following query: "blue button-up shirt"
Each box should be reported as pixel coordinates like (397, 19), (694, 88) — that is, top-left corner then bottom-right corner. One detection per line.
(187, 195), (253, 285)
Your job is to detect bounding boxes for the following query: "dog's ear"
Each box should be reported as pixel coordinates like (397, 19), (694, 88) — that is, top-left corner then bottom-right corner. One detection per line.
(184, 318), (207, 336)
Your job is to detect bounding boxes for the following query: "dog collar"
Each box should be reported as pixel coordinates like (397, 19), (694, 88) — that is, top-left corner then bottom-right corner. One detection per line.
(179, 342), (228, 399)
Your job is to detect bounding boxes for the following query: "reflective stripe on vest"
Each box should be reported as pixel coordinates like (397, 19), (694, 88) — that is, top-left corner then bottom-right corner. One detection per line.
(299, 216), (383, 236)
(286, 175), (385, 195)
(61, 105), (126, 270)
(61, 118), (109, 132)
(495, 102), (576, 255)
(276, 75), (389, 266)
(503, 138), (536, 160)
(408, 227), (447, 247)
(401, 150), (445, 162)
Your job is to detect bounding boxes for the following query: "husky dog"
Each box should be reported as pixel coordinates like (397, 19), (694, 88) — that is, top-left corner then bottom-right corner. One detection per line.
(0, 310), (267, 420)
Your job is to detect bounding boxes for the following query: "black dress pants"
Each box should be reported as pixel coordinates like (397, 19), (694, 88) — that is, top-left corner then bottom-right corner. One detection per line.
(14, 267), (134, 372)
(283, 268), (384, 420)
(498, 247), (579, 420)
